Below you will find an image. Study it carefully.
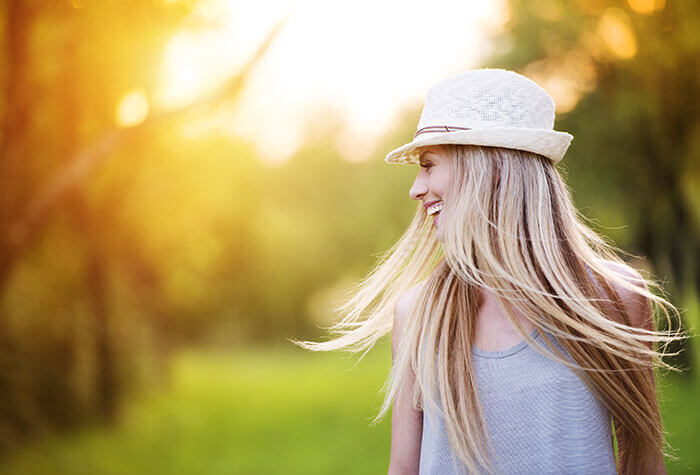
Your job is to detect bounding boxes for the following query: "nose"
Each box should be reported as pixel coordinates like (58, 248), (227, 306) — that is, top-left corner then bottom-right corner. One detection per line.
(409, 171), (427, 201)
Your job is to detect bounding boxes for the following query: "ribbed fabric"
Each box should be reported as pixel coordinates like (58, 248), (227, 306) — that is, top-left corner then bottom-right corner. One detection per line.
(419, 330), (617, 475)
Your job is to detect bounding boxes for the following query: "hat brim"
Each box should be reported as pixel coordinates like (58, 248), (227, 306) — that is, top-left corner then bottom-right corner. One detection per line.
(384, 127), (573, 164)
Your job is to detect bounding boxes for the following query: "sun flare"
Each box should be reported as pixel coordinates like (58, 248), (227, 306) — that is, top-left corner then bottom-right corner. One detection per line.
(157, 0), (507, 165)
(116, 89), (150, 127)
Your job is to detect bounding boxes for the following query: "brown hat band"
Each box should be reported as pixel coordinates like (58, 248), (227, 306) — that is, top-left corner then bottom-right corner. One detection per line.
(414, 125), (472, 138)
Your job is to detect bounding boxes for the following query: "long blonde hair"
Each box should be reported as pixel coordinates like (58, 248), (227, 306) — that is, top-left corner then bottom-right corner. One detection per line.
(296, 144), (683, 474)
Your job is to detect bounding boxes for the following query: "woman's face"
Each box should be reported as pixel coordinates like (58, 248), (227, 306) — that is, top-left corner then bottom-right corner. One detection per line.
(409, 145), (451, 234)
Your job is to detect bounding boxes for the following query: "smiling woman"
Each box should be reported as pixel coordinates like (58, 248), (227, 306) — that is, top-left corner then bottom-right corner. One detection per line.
(410, 146), (451, 233)
(295, 68), (683, 475)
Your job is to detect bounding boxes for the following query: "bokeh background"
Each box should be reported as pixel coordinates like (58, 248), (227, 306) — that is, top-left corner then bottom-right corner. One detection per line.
(0, 0), (698, 473)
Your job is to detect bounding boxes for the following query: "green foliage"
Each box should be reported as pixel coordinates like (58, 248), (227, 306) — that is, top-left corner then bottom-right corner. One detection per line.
(0, 0), (196, 452)
(0, 346), (393, 474)
(485, 0), (700, 371)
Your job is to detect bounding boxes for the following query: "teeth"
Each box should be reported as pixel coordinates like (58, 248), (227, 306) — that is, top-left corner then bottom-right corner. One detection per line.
(427, 202), (443, 216)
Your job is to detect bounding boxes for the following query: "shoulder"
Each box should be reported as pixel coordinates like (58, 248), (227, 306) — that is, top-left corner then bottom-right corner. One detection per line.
(598, 259), (653, 331)
(392, 283), (425, 356)
(599, 259), (643, 283)
(395, 283), (423, 321)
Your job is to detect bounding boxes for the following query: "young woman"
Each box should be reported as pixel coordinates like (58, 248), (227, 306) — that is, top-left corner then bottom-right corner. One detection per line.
(297, 69), (681, 474)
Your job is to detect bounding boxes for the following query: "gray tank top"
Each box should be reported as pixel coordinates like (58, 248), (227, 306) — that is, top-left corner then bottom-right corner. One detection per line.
(418, 329), (617, 474)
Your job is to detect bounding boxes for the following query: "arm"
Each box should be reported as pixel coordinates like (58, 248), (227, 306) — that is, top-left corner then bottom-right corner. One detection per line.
(604, 262), (667, 475)
(388, 286), (424, 475)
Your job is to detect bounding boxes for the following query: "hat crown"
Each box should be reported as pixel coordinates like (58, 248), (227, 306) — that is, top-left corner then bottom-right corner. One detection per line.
(417, 69), (556, 132)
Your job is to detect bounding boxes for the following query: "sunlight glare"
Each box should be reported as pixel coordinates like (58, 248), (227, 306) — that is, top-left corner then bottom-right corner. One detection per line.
(523, 51), (596, 114)
(253, 111), (304, 167)
(116, 89), (150, 127)
(627, 0), (665, 15)
(158, 32), (211, 109)
(336, 127), (376, 164)
(598, 9), (638, 59)
(157, 0), (507, 166)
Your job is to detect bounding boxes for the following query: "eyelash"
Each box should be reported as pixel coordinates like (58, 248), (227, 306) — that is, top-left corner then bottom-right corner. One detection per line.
(420, 163), (432, 169)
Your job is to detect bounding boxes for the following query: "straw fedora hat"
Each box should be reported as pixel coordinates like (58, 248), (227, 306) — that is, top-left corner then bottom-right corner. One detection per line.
(385, 68), (573, 164)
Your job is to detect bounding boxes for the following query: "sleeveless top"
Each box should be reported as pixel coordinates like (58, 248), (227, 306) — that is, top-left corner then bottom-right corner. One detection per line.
(418, 329), (617, 475)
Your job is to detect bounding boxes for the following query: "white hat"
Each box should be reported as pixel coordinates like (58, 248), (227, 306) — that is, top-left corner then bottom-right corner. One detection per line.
(385, 68), (573, 164)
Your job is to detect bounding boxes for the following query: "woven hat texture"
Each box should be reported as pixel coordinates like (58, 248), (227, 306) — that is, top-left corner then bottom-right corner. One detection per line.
(385, 68), (573, 164)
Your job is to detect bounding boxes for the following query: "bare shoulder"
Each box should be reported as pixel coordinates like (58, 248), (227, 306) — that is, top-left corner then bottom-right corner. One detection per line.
(599, 259), (653, 331)
(392, 283), (425, 357)
(395, 283), (424, 321)
(599, 259), (645, 286)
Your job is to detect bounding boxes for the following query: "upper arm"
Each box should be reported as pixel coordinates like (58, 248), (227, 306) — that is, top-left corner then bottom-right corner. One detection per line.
(601, 260), (654, 335)
(392, 284), (422, 360)
(388, 284), (424, 475)
(601, 261), (666, 473)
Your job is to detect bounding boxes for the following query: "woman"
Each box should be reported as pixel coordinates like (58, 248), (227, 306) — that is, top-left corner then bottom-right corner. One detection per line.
(297, 69), (681, 474)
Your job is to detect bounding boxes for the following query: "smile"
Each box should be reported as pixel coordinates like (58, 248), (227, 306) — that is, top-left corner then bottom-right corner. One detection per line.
(427, 202), (443, 216)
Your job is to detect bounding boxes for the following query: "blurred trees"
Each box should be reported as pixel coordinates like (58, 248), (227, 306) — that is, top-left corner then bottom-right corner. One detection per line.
(0, 0), (196, 452)
(0, 0), (418, 454)
(484, 0), (699, 370)
(0, 0), (697, 459)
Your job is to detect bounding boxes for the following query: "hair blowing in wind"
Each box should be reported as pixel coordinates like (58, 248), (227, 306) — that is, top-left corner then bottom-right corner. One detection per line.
(294, 144), (685, 474)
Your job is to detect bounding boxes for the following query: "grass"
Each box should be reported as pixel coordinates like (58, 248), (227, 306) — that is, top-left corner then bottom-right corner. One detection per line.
(658, 374), (700, 474)
(1, 343), (393, 475)
(1, 341), (699, 474)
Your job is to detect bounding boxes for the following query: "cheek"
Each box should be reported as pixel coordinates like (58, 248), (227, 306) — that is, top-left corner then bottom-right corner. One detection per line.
(435, 168), (451, 196)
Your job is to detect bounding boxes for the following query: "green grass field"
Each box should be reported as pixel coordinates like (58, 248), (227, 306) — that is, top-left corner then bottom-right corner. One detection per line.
(2, 342), (699, 474)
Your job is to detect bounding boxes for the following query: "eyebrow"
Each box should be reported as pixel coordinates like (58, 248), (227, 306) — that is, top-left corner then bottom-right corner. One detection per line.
(419, 151), (435, 161)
